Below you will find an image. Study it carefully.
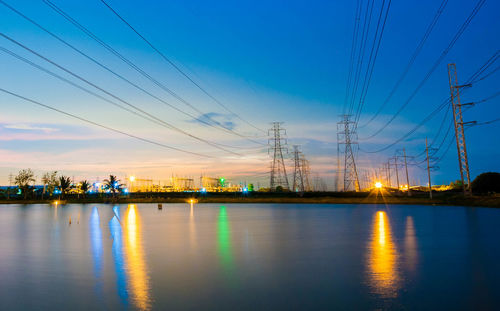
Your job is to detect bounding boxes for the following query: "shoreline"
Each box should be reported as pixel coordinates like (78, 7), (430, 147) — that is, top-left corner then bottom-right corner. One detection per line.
(1, 193), (499, 208)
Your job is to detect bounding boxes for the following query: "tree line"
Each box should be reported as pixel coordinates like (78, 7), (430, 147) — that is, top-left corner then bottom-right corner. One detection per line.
(1, 169), (124, 200)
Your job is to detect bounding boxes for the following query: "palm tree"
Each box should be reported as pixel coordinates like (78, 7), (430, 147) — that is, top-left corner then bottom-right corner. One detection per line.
(103, 175), (122, 198)
(59, 176), (72, 199)
(80, 180), (90, 199)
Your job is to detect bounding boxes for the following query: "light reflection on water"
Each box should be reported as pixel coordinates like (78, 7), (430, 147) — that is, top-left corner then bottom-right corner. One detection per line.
(217, 206), (233, 272)
(108, 205), (152, 310)
(1, 204), (500, 310)
(404, 216), (418, 273)
(90, 207), (103, 289)
(124, 204), (152, 310)
(366, 211), (400, 298)
(109, 206), (128, 306)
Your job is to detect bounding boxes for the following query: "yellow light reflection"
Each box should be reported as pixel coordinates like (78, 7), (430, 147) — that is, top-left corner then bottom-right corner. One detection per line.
(404, 216), (418, 273)
(189, 202), (197, 251)
(367, 211), (400, 298)
(124, 204), (151, 310)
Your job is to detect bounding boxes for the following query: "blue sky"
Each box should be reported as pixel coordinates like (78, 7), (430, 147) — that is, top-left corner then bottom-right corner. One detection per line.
(0, 0), (499, 188)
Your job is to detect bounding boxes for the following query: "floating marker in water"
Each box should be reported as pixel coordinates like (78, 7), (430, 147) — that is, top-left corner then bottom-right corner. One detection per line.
(158, 203), (163, 210)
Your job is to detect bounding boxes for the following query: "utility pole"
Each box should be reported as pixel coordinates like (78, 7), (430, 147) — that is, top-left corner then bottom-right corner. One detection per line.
(425, 138), (433, 199)
(403, 148), (411, 197)
(391, 156), (400, 190)
(386, 161), (392, 188)
(292, 145), (305, 193)
(447, 63), (472, 195)
(337, 115), (360, 191)
(424, 137), (439, 199)
(269, 122), (289, 190)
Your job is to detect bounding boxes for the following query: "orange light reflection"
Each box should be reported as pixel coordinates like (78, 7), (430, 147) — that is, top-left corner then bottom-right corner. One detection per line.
(124, 204), (151, 310)
(367, 211), (400, 298)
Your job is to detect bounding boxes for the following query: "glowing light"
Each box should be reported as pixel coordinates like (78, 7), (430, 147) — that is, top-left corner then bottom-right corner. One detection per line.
(201, 188), (207, 193)
(129, 176), (136, 182)
(242, 187), (248, 193)
(375, 182), (383, 189)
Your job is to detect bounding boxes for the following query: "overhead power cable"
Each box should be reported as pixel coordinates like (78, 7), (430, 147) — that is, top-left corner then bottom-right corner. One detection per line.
(361, 47), (498, 154)
(0, 88), (210, 157)
(343, 0), (362, 114)
(362, 0), (486, 139)
(354, 0), (392, 124)
(0, 0), (265, 147)
(41, 0), (265, 143)
(348, 0), (375, 115)
(98, 0), (266, 134)
(0, 32), (243, 155)
(360, 0), (449, 127)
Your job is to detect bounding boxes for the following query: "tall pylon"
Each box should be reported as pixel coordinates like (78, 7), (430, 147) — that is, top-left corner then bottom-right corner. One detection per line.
(300, 154), (312, 191)
(291, 145), (305, 192)
(337, 115), (360, 191)
(269, 122), (289, 190)
(447, 63), (472, 195)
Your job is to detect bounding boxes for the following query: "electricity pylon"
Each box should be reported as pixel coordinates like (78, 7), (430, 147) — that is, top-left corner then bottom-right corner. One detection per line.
(291, 145), (305, 192)
(269, 122), (289, 190)
(337, 115), (360, 191)
(447, 63), (472, 195)
(300, 154), (312, 191)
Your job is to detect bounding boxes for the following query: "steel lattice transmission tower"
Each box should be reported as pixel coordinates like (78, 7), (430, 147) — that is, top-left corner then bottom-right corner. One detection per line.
(337, 115), (360, 191)
(448, 63), (472, 195)
(300, 154), (312, 191)
(269, 122), (289, 190)
(291, 145), (305, 192)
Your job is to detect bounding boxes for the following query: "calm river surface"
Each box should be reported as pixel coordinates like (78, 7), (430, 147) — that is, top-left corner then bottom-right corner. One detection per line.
(0, 203), (499, 310)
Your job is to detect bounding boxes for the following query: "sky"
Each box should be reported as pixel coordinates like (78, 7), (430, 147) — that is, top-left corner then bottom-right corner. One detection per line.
(0, 0), (499, 189)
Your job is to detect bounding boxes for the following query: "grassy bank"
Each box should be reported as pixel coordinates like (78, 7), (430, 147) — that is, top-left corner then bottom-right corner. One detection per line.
(1, 192), (499, 207)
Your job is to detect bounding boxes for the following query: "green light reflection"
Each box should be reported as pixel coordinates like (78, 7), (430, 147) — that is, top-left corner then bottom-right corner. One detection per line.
(217, 206), (233, 272)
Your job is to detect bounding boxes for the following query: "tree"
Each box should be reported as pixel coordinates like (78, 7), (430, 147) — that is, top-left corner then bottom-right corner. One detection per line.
(80, 180), (91, 199)
(14, 169), (36, 199)
(59, 176), (72, 199)
(41, 171), (58, 200)
(450, 180), (463, 190)
(471, 172), (500, 194)
(103, 175), (123, 198)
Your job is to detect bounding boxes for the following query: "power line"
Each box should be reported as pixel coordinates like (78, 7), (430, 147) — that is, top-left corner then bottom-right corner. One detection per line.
(473, 117), (500, 126)
(360, 25), (497, 154)
(347, 0), (375, 116)
(360, 0), (449, 127)
(0, 88), (210, 157)
(343, 0), (363, 114)
(0, 32), (243, 155)
(0, 0), (265, 147)
(98, 0), (266, 134)
(362, 0), (486, 139)
(354, 0), (392, 124)
(41, 0), (265, 143)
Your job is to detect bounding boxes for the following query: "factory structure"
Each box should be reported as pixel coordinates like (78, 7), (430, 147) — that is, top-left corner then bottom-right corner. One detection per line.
(119, 175), (250, 193)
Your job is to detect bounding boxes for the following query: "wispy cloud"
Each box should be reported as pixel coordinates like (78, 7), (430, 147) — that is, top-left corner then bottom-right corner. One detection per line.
(3, 123), (59, 133)
(189, 112), (236, 130)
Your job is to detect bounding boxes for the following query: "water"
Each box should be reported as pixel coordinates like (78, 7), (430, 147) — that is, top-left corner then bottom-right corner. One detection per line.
(0, 203), (499, 310)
